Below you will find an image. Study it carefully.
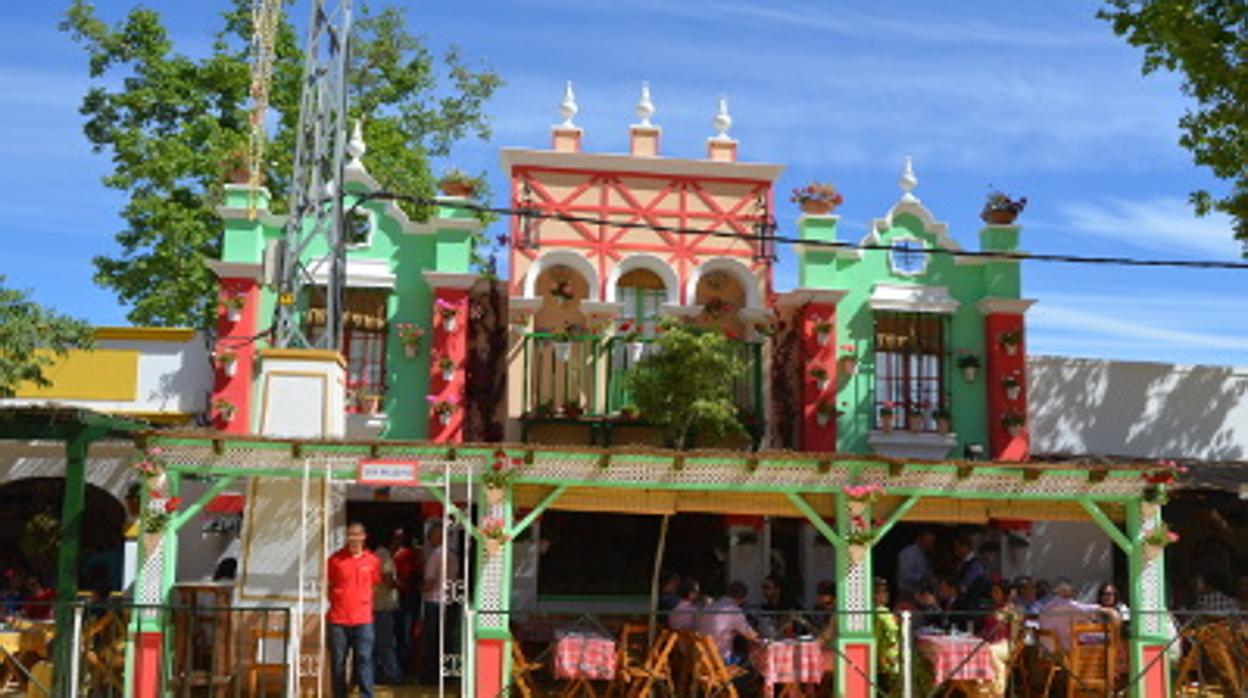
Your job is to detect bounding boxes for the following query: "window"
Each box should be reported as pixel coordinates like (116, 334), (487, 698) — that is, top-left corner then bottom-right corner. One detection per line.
(306, 288), (389, 410)
(889, 237), (928, 276)
(617, 269), (666, 335)
(874, 312), (946, 429)
(344, 210), (372, 247)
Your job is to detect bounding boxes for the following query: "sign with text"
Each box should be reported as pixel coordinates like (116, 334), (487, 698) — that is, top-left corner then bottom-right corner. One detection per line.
(356, 459), (421, 487)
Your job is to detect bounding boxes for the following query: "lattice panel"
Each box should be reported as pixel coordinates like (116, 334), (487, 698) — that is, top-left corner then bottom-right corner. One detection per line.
(844, 559), (869, 634)
(478, 497), (507, 631)
(137, 537), (164, 605)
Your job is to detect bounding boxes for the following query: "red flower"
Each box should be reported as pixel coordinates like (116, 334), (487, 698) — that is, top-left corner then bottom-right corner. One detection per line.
(164, 497), (182, 513)
(492, 460), (503, 472)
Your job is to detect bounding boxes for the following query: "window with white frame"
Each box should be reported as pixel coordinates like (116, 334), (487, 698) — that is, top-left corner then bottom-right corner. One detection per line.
(873, 312), (946, 430)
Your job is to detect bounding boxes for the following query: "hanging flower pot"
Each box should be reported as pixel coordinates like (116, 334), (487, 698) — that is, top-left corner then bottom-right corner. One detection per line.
(1141, 501), (1160, 521)
(847, 543), (867, 565)
(486, 486), (505, 507)
(439, 411), (452, 426)
(444, 315), (458, 333)
(404, 345), (418, 359)
(838, 356), (857, 377)
(1007, 424), (1024, 438)
(961, 366), (978, 382)
(553, 341), (572, 362)
(848, 501), (866, 518)
(816, 412), (830, 427)
(1004, 380), (1021, 401)
(628, 341), (646, 363)
(227, 307), (241, 323)
(791, 182), (844, 216)
(816, 329), (831, 347)
(224, 358), (238, 377)
(1143, 543), (1163, 562)
(438, 357), (456, 382)
(485, 537), (502, 556)
(811, 368), (830, 392)
(143, 532), (163, 557)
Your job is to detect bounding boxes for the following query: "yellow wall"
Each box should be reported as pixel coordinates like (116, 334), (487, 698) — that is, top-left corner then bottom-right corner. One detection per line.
(13, 349), (139, 401)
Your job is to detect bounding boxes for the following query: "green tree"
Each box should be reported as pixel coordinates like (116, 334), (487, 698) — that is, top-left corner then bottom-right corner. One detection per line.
(625, 319), (748, 449)
(62, 0), (502, 328)
(0, 276), (95, 398)
(1099, 0), (1248, 254)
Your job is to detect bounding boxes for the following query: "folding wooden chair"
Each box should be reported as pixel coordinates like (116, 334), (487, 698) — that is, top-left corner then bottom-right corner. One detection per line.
(1065, 622), (1115, 697)
(605, 623), (650, 698)
(622, 629), (679, 697)
(511, 642), (543, 698)
(691, 632), (746, 698)
(1022, 629), (1063, 698)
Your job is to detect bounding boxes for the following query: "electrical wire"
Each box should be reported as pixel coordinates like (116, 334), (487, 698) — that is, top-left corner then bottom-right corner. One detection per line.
(350, 190), (1248, 271)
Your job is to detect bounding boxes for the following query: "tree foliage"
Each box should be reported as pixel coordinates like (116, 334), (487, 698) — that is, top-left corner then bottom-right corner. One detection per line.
(625, 319), (748, 449)
(1099, 0), (1248, 254)
(61, 0), (502, 328)
(0, 276), (95, 398)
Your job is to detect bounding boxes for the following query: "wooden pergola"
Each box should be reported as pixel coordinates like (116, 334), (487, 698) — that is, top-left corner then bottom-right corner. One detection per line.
(136, 431), (1176, 698)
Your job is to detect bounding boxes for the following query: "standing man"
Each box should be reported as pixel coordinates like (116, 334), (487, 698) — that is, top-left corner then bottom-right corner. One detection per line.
(327, 522), (381, 698)
(421, 522), (460, 685)
(896, 530), (935, 599)
(388, 527), (420, 677)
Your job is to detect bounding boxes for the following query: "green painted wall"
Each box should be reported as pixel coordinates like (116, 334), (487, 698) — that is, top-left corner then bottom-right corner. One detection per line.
(798, 208), (1022, 456)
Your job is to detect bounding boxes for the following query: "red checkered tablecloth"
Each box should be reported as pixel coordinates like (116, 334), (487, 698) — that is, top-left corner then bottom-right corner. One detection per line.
(552, 634), (616, 680)
(917, 635), (995, 685)
(751, 640), (825, 694)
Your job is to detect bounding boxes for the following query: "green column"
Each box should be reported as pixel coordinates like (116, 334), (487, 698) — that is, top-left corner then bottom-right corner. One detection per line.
(835, 492), (878, 696)
(1127, 498), (1170, 697)
(53, 428), (93, 695)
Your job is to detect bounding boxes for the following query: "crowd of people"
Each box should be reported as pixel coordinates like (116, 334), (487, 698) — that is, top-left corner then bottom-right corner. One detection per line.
(324, 520), (460, 698)
(0, 569), (55, 622)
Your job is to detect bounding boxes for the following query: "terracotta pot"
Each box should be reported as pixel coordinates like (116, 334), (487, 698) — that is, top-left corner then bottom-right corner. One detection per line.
(981, 208), (1019, 225)
(908, 414), (926, 432)
(937, 417), (951, 434)
(1005, 385), (1021, 401)
(440, 181), (475, 198)
(961, 366), (979, 382)
(1003, 343), (1018, 357)
(801, 200), (837, 215)
(486, 486), (504, 507)
(879, 414), (895, 432)
(847, 543), (867, 565)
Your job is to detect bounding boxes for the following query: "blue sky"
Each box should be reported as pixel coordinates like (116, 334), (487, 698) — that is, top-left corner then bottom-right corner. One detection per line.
(2, 1), (1245, 367)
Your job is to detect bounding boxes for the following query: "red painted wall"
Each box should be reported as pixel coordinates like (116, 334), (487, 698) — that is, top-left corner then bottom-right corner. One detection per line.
(430, 288), (469, 442)
(474, 638), (506, 698)
(984, 313), (1028, 461)
(841, 642), (873, 698)
(800, 303), (839, 452)
(133, 631), (163, 698)
(211, 278), (259, 434)
(1140, 644), (1169, 697)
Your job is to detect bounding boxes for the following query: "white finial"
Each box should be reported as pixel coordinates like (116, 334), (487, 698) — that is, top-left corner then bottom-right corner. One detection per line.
(559, 81), (578, 128)
(636, 81), (655, 127)
(899, 155), (918, 203)
(712, 95), (732, 140)
(346, 119), (366, 169)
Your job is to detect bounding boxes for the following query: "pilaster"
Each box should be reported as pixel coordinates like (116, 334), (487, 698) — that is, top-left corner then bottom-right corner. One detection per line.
(835, 491), (876, 698)
(978, 299), (1035, 461)
(425, 273), (477, 443)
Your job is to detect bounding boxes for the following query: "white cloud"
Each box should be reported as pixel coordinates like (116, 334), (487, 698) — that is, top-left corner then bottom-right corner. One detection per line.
(1059, 197), (1240, 259)
(1030, 304), (1247, 351)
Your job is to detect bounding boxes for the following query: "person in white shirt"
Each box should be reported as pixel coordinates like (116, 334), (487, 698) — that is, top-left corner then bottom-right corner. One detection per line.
(668, 578), (701, 631)
(371, 546), (401, 684)
(1037, 579), (1117, 654)
(695, 581), (759, 665)
(897, 530), (935, 599)
(420, 523), (459, 685)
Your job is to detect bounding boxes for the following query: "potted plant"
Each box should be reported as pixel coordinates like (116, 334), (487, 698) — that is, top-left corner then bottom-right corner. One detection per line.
(141, 494), (183, 553)
(438, 169), (477, 198)
(358, 392), (383, 415)
(1002, 411), (1026, 438)
(212, 398), (237, 424)
(907, 406), (927, 432)
(396, 323), (425, 358)
(618, 404), (641, 421)
(838, 346), (858, 377)
(562, 399), (584, 419)
(844, 483), (885, 517)
(999, 329), (1022, 356)
(981, 190), (1027, 225)
(844, 528), (875, 564)
(483, 449), (519, 506)
(480, 517), (510, 556)
(1002, 373), (1022, 401)
(533, 400), (556, 419)
(437, 355), (456, 382)
(131, 447), (167, 492)
(550, 326), (573, 363)
(436, 298), (461, 333)
(1141, 523), (1179, 561)
(933, 408), (952, 434)
(813, 318), (833, 346)
(1141, 461), (1184, 518)
(703, 297), (735, 319)
(618, 321), (645, 362)
(810, 366), (830, 392)
(214, 350), (238, 378)
(957, 353), (981, 382)
(815, 399), (838, 427)
(791, 182), (844, 215)
(427, 395), (457, 426)
(220, 294), (246, 322)
(878, 402), (897, 432)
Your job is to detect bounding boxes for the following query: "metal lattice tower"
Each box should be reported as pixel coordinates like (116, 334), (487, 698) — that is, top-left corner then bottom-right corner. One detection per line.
(273, 0), (353, 350)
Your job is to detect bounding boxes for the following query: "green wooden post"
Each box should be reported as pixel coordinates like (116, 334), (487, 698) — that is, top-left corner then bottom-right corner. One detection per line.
(53, 428), (93, 696)
(835, 491), (878, 697)
(1126, 498), (1170, 697)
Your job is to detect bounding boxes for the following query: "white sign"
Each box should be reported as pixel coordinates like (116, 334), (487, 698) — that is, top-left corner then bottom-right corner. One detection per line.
(356, 459), (421, 487)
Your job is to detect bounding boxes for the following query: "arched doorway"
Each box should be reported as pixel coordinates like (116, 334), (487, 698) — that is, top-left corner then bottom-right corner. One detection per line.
(0, 478), (127, 590)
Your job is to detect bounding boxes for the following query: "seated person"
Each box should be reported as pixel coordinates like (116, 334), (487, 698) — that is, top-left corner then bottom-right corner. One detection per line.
(872, 578), (901, 693)
(1037, 579), (1117, 654)
(696, 581), (760, 666)
(755, 574), (798, 639)
(907, 578), (950, 634)
(669, 578), (701, 631)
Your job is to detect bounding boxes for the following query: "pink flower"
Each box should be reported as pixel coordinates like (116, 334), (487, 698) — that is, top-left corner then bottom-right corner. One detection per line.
(147, 447), (164, 456)
(1167, 531), (1180, 543)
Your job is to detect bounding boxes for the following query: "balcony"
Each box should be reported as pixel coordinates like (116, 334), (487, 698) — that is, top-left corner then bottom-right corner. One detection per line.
(517, 333), (765, 447)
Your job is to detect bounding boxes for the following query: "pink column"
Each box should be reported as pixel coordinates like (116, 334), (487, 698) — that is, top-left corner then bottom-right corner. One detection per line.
(429, 288), (469, 442)
(211, 278), (259, 434)
(800, 303), (839, 452)
(474, 638), (506, 697)
(133, 631), (163, 698)
(984, 312), (1028, 461)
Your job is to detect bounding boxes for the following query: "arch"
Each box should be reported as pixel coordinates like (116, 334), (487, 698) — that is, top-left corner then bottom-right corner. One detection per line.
(686, 257), (761, 309)
(522, 250), (600, 300)
(605, 254), (679, 305)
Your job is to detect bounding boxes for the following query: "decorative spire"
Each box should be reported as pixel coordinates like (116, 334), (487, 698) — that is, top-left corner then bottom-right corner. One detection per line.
(898, 155), (918, 203)
(346, 119), (366, 169)
(635, 81), (655, 127)
(559, 81), (578, 129)
(712, 95), (732, 141)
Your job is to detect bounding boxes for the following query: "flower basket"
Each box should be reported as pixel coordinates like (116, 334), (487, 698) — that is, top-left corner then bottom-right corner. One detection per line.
(848, 543), (867, 565)
(439, 170), (476, 198)
(552, 341), (572, 362)
(792, 182), (844, 215)
(981, 191), (1027, 225)
(982, 208), (1019, 225)
(486, 486), (504, 507)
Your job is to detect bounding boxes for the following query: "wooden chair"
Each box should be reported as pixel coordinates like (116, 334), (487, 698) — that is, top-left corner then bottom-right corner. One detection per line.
(605, 623), (650, 698)
(1022, 629), (1063, 698)
(621, 629), (678, 697)
(241, 627), (288, 697)
(1065, 622), (1115, 697)
(1174, 621), (1244, 696)
(690, 632), (746, 698)
(511, 642), (543, 698)
(82, 611), (127, 695)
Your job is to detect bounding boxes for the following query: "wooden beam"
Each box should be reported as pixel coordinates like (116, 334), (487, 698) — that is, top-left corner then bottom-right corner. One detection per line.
(785, 492), (843, 547)
(511, 484), (569, 537)
(1078, 499), (1131, 553)
(875, 495), (921, 540)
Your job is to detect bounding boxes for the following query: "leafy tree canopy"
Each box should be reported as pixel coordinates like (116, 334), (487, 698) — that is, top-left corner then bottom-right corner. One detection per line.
(1099, 0), (1248, 254)
(0, 276), (94, 398)
(61, 0), (502, 328)
(625, 318), (748, 449)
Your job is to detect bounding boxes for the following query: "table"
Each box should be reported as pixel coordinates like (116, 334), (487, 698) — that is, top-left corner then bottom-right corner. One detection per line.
(751, 639), (826, 697)
(917, 634), (996, 685)
(552, 633), (616, 697)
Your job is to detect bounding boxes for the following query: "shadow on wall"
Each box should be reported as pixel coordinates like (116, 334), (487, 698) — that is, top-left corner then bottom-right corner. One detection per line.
(1028, 356), (1248, 461)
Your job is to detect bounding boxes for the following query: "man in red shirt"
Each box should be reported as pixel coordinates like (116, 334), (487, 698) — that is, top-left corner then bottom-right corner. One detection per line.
(327, 522), (381, 698)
